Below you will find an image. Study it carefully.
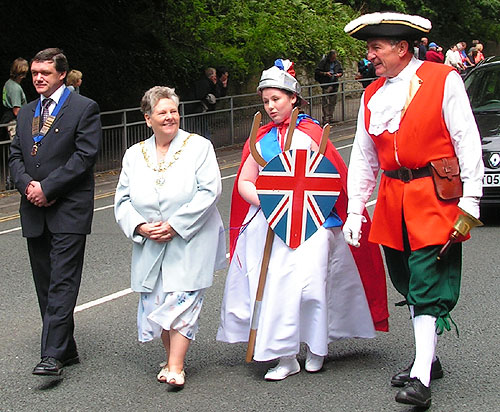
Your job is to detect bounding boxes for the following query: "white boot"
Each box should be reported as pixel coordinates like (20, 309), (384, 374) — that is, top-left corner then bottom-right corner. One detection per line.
(410, 314), (437, 387)
(264, 356), (300, 381)
(305, 346), (324, 373)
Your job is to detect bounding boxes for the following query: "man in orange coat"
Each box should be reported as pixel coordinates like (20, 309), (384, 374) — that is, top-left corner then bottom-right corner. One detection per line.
(343, 12), (484, 408)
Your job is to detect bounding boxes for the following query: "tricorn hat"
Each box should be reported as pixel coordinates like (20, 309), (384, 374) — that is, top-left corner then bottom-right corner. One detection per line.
(344, 12), (431, 41)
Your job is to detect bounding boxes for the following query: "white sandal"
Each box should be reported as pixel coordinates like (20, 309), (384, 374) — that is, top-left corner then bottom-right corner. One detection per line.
(157, 365), (169, 383)
(166, 369), (185, 388)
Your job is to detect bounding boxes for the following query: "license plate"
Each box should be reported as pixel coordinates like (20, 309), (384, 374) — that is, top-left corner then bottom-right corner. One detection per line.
(483, 173), (500, 187)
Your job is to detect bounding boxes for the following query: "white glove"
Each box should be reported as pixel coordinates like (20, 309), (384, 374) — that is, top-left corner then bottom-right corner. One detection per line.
(457, 196), (480, 219)
(342, 213), (367, 247)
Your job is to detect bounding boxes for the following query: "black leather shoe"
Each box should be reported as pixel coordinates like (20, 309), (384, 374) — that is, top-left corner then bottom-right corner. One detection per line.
(62, 353), (80, 367)
(395, 377), (431, 408)
(32, 357), (63, 376)
(391, 357), (443, 387)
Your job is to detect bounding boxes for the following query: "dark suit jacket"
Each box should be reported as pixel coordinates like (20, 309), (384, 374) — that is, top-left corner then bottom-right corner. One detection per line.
(8, 90), (102, 237)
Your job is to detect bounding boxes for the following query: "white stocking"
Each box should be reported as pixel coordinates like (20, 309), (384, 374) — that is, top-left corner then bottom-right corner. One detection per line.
(410, 314), (437, 387)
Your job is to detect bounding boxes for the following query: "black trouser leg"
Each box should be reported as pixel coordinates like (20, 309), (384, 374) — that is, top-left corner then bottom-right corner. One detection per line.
(28, 231), (86, 360)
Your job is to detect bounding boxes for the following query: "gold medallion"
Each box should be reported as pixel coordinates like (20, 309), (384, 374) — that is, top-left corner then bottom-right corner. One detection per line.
(32, 117), (40, 135)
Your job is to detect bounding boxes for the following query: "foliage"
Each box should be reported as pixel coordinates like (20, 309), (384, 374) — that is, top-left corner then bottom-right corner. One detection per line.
(162, 0), (367, 93)
(339, 0), (500, 49)
(1, 0), (499, 111)
(1, 0), (366, 110)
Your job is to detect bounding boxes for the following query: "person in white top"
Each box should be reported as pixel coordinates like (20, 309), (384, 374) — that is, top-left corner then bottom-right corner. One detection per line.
(444, 44), (465, 72)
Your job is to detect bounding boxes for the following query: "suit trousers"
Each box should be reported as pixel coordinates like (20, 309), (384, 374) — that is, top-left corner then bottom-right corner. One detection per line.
(27, 229), (86, 361)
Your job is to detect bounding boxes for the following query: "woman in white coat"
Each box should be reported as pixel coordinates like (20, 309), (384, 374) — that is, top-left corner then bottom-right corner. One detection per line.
(114, 86), (226, 389)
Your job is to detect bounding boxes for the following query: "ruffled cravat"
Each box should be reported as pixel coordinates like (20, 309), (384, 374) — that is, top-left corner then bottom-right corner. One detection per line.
(367, 57), (423, 136)
(367, 77), (407, 135)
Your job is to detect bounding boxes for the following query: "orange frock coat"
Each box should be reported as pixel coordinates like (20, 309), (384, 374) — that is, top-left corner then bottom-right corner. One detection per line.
(364, 62), (462, 251)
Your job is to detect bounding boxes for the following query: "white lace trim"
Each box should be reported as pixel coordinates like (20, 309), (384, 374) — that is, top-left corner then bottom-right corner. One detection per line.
(367, 58), (423, 135)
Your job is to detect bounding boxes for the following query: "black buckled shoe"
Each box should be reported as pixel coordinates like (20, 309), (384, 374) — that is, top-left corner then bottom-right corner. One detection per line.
(395, 377), (432, 408)
(391, 357), (443, 387)
(32, 356), (63, 376)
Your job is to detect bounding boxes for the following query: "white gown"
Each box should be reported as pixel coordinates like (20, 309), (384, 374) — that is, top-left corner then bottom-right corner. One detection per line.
(216, 128), (376, 362)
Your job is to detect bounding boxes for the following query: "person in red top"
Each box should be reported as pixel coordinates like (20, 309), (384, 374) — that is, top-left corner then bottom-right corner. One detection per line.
(473, 43), (485, 64)
(425, 42), (444, 63)
(344, 12), (483, 408)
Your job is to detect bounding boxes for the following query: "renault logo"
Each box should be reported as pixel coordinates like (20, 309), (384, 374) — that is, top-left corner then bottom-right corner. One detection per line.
(488, 152), (500, 168)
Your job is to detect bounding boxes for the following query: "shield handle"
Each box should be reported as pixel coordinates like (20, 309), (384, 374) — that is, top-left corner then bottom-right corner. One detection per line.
(283, 107), (299, 151)
(248, 111), (265, 167)
(319, 123), (330, 155)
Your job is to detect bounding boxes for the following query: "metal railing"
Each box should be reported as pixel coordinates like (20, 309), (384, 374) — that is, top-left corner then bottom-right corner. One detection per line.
(0, 78), (368, 192)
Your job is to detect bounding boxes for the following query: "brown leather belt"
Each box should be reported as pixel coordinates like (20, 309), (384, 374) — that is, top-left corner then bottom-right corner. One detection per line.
(383, 166), (431, 183)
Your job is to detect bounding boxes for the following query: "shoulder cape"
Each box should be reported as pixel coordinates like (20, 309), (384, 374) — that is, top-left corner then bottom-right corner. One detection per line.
(229, 116), (389, 331)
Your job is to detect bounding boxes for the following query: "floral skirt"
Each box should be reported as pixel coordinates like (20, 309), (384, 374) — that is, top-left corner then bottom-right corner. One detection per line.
(137, 273), (206, 343)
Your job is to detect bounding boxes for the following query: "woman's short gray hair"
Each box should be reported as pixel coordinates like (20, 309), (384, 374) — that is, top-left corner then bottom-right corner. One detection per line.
(140, 86), (180, 115)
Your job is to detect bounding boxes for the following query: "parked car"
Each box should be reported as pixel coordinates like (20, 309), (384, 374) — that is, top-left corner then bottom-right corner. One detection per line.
(464, 56), (500, 208)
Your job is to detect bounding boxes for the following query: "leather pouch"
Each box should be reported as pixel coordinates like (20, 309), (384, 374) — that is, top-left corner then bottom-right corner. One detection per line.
(429, 157), (463, 200)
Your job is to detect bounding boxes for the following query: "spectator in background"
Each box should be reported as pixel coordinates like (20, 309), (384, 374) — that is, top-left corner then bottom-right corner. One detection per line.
(315, 50), (343, 125)
(187, 67), (218, 114)
(468, 47), (478, 64)
(469, 39), (479, 56)
(413, 40), (420, 58)
(215, 66), (229, 99)
(418, 37), (428, 60)
(184, 67), (219, 139)
(425, 42), (444, 63)
(473, 43), (485, 64)
(458, 42), (474, 70)
(66, 69), (83, 94)
(1, 57), (29, 140)
(355, 54), (376, 88)
(444, 44), (465, 72)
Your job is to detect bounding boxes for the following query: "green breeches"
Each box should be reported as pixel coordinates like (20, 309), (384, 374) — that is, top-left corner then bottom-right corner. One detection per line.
(383, 229), (462, 334)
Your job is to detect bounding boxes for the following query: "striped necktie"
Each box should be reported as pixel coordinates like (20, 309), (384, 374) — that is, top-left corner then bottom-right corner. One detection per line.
(41, 98), (53, 125)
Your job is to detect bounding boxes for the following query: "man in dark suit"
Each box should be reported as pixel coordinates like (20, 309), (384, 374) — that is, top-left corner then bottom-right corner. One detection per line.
(9, 48), (101, 376)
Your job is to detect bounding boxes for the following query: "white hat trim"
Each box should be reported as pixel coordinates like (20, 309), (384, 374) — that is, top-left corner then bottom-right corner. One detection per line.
(344, 12), (431, 34)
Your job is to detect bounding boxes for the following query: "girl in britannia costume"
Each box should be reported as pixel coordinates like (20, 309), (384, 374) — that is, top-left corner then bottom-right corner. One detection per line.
(217, 60), (388, 381)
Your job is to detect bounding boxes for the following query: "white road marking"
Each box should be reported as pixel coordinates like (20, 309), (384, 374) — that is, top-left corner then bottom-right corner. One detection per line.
(75, 288), (133, 313)
(0, 227), (21, 235)
(3, 157), (376, 314)
(336, 143), (353, 150)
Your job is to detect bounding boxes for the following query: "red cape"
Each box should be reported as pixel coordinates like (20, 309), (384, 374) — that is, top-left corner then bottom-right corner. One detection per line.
(229, 117), (389, 332)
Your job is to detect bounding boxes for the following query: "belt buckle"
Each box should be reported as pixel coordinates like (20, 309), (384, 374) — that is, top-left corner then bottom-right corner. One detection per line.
(397, 167), (413, 183)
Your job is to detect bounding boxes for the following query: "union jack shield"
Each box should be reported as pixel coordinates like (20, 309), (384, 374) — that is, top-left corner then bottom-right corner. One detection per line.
(256, 149), (342, 249)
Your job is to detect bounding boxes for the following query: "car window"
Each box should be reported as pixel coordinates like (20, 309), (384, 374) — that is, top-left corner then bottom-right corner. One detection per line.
(465, 65), (500, 111)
